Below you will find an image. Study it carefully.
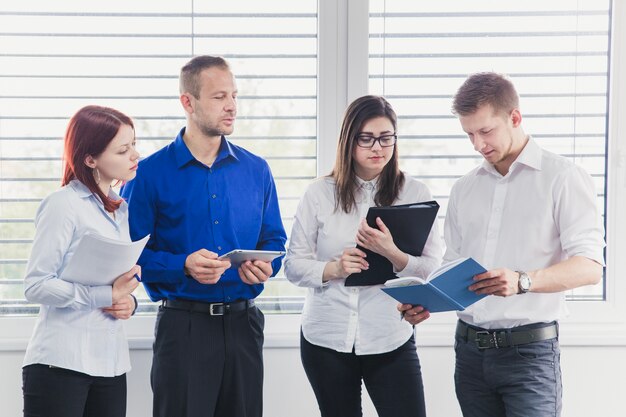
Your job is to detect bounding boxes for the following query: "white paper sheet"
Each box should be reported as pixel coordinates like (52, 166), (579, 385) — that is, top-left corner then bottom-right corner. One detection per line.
(60, 233), (150, 286)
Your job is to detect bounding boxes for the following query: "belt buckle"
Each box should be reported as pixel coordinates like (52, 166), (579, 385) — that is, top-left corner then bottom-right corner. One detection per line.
(475, 330), (498, 349)
(209, 303), (224, 316)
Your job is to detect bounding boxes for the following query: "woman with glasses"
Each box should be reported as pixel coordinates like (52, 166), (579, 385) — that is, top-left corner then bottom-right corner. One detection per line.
(22, 105), (141, 417)
(285, 95), (443, 417)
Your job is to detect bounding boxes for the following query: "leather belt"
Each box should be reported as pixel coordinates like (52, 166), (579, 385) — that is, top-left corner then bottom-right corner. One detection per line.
(456, 320), (558, 350)
(162, 298), (254, 316)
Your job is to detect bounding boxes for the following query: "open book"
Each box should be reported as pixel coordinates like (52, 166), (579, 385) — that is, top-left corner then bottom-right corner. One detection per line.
(60, 232), (150, 286)
(381, 257), (487, 312)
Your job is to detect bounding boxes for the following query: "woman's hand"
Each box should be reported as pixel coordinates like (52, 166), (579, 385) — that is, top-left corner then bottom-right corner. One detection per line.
(112, 265), (140, 303)
(103, 294), (135, 320)
(356, 217), (408, 271)
(398, 304), (430, 325)
(356, 217), (397, 258)
(323, 247), (369, 281)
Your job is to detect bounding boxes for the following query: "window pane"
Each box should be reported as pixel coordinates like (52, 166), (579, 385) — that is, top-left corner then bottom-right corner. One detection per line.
(0, 0), (316, 315)
(369, 0), (610, 300)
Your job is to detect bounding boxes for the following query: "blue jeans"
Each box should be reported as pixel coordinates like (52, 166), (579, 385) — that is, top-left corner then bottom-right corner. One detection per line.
(454, 325), (562, 417)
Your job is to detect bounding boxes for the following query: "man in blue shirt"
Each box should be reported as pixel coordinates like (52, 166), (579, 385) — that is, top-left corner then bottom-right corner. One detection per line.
(121, 55), (287, 417)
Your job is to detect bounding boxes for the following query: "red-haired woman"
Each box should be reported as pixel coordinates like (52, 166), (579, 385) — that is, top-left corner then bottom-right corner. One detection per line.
(22, 105), (141, 417)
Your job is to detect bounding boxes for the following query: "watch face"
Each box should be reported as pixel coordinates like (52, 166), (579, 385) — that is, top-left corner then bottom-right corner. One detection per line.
(520, 274), (531, 291)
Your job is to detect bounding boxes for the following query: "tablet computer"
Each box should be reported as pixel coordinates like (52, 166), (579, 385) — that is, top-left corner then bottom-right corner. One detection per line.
(218, 249), (286, 267)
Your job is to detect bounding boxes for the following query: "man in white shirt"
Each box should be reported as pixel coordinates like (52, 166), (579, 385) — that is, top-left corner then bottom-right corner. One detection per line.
(404, 72), (605, 417)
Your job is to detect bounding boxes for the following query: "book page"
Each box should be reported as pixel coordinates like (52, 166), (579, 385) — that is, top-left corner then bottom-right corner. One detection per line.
(383, 276), (427, 287)
(426, 257), (469, 281)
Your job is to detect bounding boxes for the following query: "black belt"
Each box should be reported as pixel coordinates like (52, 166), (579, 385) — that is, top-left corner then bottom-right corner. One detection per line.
(162, 298), (254, 316)
(456, 320), (558, 350)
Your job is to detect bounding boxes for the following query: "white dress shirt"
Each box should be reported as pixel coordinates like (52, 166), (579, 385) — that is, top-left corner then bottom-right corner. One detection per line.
(444, 137), (605, 329)
(285, 175), (443, 355)
(23, 180), (132, 377)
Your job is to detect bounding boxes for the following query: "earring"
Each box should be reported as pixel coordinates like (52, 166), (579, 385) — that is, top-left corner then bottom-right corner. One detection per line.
(93, 168), (101, 184)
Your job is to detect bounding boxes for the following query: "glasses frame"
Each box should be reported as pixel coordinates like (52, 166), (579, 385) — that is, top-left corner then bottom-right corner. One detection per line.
(355, 133), (398, 148)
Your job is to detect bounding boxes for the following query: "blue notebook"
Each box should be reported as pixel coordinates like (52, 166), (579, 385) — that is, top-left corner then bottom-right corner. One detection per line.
(381, 257), (488, 313)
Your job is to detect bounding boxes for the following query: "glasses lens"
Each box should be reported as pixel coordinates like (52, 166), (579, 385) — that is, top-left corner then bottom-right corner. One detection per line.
(357, 136), (375, 147)
(379, 135), (396, 146)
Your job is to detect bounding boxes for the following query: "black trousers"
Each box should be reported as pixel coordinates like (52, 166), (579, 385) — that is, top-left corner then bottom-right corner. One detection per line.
(151, 303), (265, 417)
(300, 332), (427, 417)
(22, 364), (127, 417)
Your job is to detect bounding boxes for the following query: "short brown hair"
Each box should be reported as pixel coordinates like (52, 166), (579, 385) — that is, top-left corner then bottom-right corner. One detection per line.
(452, 72), (519, 116)
(179, 55), (230, 98)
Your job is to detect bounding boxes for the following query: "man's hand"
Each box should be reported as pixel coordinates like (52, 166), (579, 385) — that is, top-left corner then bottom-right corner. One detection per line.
(185, 249), (231, 284)
(103, 294), (135, 320)
(238, 260), (273, 285)
(398, 304), (430, 325)
(470, 268), (519, 297)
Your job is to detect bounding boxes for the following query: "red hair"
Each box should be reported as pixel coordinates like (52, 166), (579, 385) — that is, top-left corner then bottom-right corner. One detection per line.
(62, 105), (134, 212)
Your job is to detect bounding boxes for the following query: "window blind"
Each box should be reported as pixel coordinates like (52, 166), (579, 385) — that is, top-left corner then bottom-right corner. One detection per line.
(369, 0), (611, 300)
(0, 0), (317, 315)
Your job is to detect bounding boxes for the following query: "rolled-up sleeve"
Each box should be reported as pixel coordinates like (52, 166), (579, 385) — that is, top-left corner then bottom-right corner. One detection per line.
(554, 165), (605, 265)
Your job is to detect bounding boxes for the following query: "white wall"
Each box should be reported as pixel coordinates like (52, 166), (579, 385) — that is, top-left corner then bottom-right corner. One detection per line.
(1, 316), (626, 417)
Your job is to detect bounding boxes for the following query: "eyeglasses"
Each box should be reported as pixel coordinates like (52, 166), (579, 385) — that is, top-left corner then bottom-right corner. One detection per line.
(356, 134), (398, 148)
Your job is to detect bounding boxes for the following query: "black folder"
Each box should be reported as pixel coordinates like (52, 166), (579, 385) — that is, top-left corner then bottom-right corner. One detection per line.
(344, 200), (439, 286)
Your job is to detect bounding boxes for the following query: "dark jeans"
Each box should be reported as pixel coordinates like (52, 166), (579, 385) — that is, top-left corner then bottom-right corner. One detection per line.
(22, 364), (127, 417)
(300, 332), (427, 417)
(455, 324), (562, 417)
(151, 303), (265, 417)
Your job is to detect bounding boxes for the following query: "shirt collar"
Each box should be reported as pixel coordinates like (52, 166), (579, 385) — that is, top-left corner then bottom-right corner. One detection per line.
(511, 136), (542, 171)
(355, 175), (379, 191)
(173, 127), (239, 168)
(69, 178), (120, 198)
(478, 135), (542, 176)
(69, 179), (93, 198)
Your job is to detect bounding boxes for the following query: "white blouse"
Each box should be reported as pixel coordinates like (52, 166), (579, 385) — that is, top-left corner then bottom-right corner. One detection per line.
(23, 180), (132, 377)
(285, 174), (443, 355)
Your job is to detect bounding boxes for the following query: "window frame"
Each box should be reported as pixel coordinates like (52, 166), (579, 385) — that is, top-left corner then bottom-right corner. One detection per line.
(1, 0), (625, 350)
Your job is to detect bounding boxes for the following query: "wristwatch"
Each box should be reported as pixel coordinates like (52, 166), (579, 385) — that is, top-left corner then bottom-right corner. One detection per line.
(516, 271), (532, 294)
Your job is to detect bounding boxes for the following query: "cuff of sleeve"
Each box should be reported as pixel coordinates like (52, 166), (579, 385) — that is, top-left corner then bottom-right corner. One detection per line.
(394, 254), (420, 277)
(315, 262), (331, 288)
(130, 294), (138, 315)
(90, 285), (113, 309)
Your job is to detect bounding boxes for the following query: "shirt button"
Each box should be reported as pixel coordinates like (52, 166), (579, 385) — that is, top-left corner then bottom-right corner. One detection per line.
(212, 194), (217, 198)
(218, 246), (222, 251)
(214, 220), (219, 225)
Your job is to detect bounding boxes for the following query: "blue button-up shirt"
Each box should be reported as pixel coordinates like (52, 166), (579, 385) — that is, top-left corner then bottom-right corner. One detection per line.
(120, 128), (287, 303)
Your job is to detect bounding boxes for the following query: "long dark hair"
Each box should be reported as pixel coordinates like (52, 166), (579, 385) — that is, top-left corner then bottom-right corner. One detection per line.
(62, 105), (134, 212)
(330, 95), (404, 213)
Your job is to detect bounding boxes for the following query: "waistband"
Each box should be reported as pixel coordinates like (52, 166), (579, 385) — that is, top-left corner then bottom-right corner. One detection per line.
(162, 298), (254, 316)
(456, 320), (558, 350)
